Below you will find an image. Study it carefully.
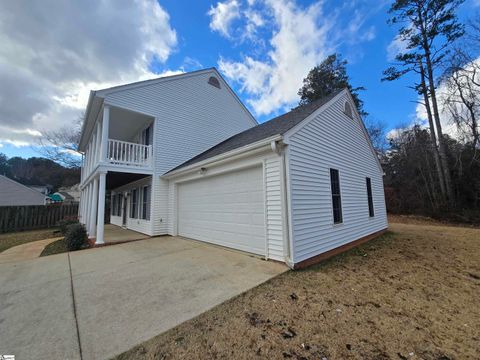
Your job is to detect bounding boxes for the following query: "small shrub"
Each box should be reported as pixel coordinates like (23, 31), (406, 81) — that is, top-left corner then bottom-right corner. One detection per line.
(57, 216), (79, 235)
(64, 223), (87, 251)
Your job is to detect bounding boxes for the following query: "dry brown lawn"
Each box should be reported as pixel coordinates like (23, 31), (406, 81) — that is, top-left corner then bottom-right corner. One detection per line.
(115, 219), (480, 360)
(0, 228), (59, 253)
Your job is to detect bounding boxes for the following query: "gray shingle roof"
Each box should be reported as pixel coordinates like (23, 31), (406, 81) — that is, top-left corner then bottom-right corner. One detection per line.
(0, 175), (46, 206)
(167, 90), (342, 173)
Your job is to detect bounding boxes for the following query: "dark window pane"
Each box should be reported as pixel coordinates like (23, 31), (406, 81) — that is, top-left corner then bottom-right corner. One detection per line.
(131, 189), (137, 218)
(330, 169), (342, 223)
(142, 186), (148, 220)
(366, 177), (374, 217)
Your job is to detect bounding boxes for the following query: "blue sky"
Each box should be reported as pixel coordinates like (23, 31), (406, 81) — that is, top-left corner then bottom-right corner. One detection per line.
(0, 0), (479, 160)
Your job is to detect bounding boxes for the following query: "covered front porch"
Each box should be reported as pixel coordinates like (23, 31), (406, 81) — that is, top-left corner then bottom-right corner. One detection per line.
(79, 170), (152, 245)
(103, 224), (150, 245)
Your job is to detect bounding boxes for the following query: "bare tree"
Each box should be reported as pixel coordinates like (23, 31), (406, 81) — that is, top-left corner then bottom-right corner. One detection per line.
(364, 117), (388, 155)
(442, 48), (480, 148)
(36, 113), (83, 168)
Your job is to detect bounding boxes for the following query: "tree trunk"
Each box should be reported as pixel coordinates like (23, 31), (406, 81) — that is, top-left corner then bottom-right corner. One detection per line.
(415, 6), (454, 205)
(424, 53), (454, 204)
(419, 59), (447, 201)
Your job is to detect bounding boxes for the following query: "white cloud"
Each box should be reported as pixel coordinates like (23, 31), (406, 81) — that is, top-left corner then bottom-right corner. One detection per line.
(216, 0), (379, 116)
(0, 0), (177, 147)
(387, 35), (409, 61)
(220, 0), (332, 115)
(208, 0), (241, 38)
(244, 10), (265, 41)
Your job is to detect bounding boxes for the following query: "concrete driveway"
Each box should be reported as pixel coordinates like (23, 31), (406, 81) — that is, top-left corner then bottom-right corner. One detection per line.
(0, 236), (286, 360)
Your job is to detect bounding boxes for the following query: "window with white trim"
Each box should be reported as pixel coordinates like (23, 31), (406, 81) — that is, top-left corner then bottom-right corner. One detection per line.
(141, 185), (151, 220)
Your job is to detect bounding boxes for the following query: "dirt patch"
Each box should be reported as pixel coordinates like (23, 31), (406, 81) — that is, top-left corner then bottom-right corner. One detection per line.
(40, 238), (68, 257)
(114, 223), (480, 360)
(388, 213), (479, 228)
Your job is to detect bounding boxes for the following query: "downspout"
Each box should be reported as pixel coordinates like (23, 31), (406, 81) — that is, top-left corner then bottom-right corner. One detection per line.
(272, 139), (294, 268)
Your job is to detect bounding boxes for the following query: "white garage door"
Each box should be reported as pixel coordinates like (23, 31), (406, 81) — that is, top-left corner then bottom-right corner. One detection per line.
(177, 166), (265, 255)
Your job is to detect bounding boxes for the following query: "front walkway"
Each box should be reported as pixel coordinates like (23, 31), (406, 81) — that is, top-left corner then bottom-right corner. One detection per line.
(0, 236), (287, 360)
(0, 237), (62, 264)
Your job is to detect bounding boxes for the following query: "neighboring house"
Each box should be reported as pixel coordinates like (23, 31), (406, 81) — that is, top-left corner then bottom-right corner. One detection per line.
(28, 185), (51, 195)
(78, 68), (387, 269)
(0, 175), (46, 206)
(57, 184), (81, 203)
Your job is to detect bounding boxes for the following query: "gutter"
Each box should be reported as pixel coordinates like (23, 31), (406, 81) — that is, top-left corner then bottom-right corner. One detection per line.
(162, 134), (283, 179)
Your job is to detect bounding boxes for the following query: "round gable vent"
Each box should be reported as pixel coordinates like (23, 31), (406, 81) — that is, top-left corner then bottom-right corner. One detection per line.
(208, 76), (221, 89)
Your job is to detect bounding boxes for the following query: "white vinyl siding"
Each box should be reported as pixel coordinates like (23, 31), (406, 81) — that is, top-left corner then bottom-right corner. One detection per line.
(286, 93), (387, 263)
(264, 157), (284, 261)
(150, 176), (168, 235)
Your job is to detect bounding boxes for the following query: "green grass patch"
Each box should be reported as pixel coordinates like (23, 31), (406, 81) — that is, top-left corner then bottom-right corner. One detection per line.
(40, 238), (68, 257)
(0, 228), (59, 253)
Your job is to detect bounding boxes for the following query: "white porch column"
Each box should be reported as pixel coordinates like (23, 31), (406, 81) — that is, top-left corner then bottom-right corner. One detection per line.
(80, 154), (84, 183)
(89, 177), (98, 237)
(101, 105), (110, 163)
(95, 172), (107, 245)
(81, 189), (86, 224)
(82, 187), (88, 225)
(86, 183), (92, 233)
(78, 190), (84, 223)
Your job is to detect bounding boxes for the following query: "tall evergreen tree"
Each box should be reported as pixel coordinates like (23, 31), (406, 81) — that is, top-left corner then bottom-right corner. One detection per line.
(298, 54), (367, 116)
(383, 0), (465, 205)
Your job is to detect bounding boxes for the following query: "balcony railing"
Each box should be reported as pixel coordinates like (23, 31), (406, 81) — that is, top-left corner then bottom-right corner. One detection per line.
(107, 139), (152, 168)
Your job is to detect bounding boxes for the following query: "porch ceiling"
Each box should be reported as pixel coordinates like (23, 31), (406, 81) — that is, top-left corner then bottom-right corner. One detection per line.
(106, 172), (150, 190)
(108, 106), (153, 143)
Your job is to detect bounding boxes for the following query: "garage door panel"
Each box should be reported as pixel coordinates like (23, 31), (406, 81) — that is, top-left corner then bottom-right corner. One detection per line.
(178, 166), (265, 255)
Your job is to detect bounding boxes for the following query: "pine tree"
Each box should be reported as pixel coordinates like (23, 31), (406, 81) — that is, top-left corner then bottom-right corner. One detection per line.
(383, 0), (465, 205)
(298, 54), (367, 116)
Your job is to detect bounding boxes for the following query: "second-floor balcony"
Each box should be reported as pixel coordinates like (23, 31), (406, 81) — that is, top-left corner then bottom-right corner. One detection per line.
(107, 139), (152, 168)
(80, 104), (155, 183)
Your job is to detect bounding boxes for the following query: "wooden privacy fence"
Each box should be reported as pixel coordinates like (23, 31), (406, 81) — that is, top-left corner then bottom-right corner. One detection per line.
(0, 204), (79, 233)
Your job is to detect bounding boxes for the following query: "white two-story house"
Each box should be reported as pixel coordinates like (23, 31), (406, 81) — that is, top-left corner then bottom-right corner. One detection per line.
(78, 68), (387, 269)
